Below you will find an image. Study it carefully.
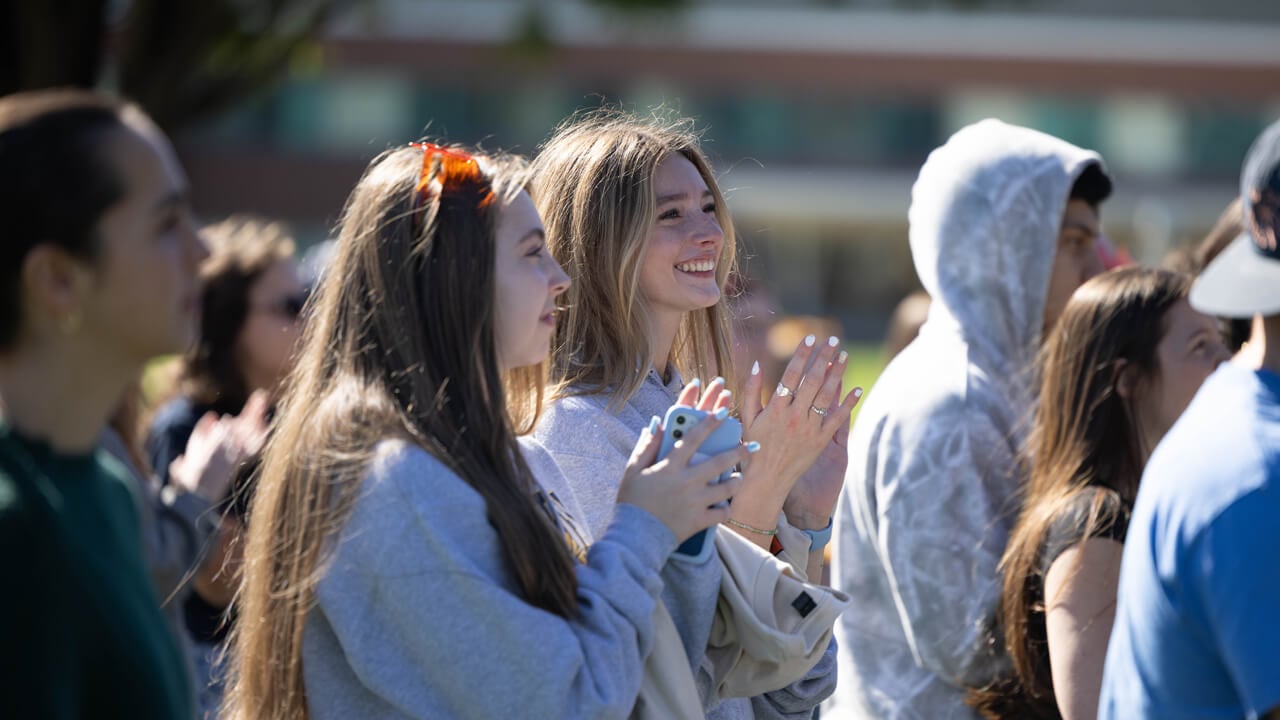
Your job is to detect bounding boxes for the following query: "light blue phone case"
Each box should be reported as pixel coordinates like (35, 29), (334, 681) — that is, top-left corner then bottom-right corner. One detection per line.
(656, 405), (743, 479)
(655, 405), (742, 561)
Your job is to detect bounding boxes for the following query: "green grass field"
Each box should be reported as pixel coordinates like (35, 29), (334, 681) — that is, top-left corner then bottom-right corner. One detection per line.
(842, 342), (886, 425)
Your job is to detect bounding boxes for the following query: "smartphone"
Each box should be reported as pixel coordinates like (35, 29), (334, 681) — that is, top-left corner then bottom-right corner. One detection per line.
(654, 405), (743, 561)
(656, 405), (743, 484)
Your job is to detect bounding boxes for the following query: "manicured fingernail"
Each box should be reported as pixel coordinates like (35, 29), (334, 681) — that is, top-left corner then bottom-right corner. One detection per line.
(714, 407), (729, 421)
(828, 335), (839, 347)
(838, 351), (848, 363)
(688, 378), (701, 389)
(746, 441), (761, 453)
(751, 361), (760, 376)
(853, 387), (863, 398)
(711, 376), (725, 387)
(648, 416), (660, 434)
(804, 334), (816, 347)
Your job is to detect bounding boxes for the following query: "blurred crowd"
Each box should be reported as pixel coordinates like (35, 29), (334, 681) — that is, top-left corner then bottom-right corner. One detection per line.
(1, 88), (1277, 720)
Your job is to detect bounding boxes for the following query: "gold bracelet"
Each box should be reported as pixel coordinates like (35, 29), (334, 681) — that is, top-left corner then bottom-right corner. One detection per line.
(724, 517), (779, 537)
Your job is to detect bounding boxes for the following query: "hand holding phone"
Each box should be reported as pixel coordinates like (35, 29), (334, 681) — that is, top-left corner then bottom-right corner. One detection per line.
(656, 405), (743, 492)
(654, 404), (743, 560)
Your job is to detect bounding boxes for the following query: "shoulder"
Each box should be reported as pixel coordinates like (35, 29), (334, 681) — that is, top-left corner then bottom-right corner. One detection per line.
(1041, 487), (1129, 576)
(539, 392), (612, 428)
(518, 436), (566, 486)
(0, 461), (39, 536)
(148, 396), (202, 431)
(854, 349), (1009, 470)
(145, 396), (208, 451)
(860, 338), (1008, 442)
(362, 439), (483, 512)
(334, 440), (496, 573)
(535, 392), (633, 457)
(1138, 365), (1279, 537)
(0, 464), (56, 589)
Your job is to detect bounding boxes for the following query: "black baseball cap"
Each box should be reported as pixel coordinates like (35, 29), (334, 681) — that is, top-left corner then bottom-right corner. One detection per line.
(1191, 118), (1280, 318)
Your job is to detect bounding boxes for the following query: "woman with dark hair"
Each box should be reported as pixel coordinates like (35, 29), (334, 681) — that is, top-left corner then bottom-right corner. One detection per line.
(146, 215), (304, 482)
(969, 267), (1229, 720)
(142, 215), (302, 714)
(223, 143), (749, 719)
(0, 88), (205, 717)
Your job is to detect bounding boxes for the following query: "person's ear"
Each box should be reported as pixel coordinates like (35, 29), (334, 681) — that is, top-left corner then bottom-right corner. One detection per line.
(1113, 358), (1138, 402)
(21, 245), (93, 335)
(1250, 189), (1278, 252)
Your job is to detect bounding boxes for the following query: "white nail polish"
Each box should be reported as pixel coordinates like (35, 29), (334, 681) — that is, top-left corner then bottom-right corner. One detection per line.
(751, 361), (760, 376)
(853, 387), (863, 398)
(838, 351), (848, 363)
(828, 335), (839, 347)
(804, 334), (816, 347)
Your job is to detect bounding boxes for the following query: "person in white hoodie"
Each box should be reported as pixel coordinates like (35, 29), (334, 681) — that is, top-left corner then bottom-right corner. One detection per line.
(829, 119), (1113, 719)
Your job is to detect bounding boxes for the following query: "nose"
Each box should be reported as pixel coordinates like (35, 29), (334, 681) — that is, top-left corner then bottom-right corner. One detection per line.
(692, 210), (723, 248)
(548, 257), (571, 298)
(186, 215), (210, 268)
(1083, 238), (1106, 281)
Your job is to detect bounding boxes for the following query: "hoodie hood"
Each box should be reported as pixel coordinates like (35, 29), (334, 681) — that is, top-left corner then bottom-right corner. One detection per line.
(909, 118), (1107, 382)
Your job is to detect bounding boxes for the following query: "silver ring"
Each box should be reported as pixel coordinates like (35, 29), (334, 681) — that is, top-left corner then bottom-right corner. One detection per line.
(775, 383), (795, 398)
(809, 405), (828, 417)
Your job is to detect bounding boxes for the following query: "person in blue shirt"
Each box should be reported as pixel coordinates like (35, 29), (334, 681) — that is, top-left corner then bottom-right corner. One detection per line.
(1099, 117), (1280, 720)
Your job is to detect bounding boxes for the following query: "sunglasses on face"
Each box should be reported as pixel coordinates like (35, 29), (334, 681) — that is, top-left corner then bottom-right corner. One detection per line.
(259, 292), (308, 321)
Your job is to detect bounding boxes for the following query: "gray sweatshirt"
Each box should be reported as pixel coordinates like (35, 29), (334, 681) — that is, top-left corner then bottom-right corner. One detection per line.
(302, 438), (678, 719)
(830, 119), (1108, 719)
(533, 370), (838, 719)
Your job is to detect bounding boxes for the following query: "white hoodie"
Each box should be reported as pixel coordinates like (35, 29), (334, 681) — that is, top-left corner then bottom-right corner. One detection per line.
(829, 119), (1107, 719)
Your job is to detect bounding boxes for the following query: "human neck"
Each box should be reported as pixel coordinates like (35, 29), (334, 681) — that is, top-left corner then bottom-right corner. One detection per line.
(1258, 315), (1280, 376)
(648, 307), (683, 379)
(1235, 315), (1268, 370)
(240, 366), (278, 402)
(0, 337), (135, 454)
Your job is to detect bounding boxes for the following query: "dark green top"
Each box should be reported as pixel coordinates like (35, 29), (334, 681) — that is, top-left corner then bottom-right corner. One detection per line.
(0, 421), (192, 719)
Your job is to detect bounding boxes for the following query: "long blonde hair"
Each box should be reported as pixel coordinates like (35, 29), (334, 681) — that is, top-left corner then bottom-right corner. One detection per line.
(222, 145), (576, 720)
(529, 110), (737, 411)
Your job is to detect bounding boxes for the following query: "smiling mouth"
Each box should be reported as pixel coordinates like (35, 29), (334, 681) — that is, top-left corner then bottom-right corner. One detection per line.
(676, 259), (716, 274)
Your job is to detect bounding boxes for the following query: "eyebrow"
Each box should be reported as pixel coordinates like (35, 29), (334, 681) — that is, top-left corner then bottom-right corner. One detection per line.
(656, 190), (714, 205)
(1183, 326), (1215, 343)
(1062, 221), (1099, 237)
(153, 189), (188, 214)
(519, 229), (545, 244)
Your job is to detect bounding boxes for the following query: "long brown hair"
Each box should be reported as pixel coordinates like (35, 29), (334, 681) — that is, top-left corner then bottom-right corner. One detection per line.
(223, 145), (578, 720)
(970, 267), (1191, 719)
(528, 109), (737, 413)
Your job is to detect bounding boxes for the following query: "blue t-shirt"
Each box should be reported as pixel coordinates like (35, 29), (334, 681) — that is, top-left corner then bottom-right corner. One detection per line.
(1100, 363), (1280, 720)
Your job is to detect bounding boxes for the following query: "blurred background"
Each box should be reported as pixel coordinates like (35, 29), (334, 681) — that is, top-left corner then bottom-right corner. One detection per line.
(7, 0), (1279, 384)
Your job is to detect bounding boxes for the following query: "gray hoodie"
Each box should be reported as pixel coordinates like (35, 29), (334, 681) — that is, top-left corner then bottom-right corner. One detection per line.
(302, 438), (678, 719)
(534, 370), (838, 719)
(829, 119), (1107, 719)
